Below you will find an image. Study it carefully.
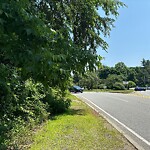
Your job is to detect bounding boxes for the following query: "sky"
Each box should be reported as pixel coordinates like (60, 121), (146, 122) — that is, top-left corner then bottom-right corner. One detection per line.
(98, 0), (150, 67)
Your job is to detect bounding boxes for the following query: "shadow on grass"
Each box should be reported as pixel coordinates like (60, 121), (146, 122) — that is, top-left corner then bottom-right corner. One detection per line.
(67, 108), (86, 116)
(49, 108), (86, 120)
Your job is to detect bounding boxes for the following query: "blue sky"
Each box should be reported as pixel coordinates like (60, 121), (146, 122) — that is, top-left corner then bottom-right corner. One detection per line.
(98, 0), (150, 67)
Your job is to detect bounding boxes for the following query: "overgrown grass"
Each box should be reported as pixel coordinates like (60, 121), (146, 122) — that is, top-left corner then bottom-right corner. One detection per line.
(29, 94), (135, 150)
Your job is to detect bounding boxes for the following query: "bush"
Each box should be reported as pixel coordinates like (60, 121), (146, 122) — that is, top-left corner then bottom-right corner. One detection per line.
(113, 82), (125, 90)
(105, 74), (123, 89)
(42, 89), (71, 115)
(98, 84), (107, 89)
(128, 81), (136, 88)
(0, 66), (49, 148)
(0, 64), (71, 149)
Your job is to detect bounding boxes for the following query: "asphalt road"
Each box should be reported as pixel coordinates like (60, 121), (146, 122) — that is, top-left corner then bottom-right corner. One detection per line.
(136, 90), (150, 97)
(76, 92), (150, 150)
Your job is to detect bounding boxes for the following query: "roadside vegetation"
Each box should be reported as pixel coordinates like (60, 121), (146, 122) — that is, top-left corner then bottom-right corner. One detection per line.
(73, 60), (150, 91)
(84, 89), (134, 94)
(29, 94), (136, 150)
(0, 0), (126, 149)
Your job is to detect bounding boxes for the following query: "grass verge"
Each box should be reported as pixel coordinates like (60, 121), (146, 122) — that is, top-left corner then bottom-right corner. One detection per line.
(29, 94), (136, 150)
(85, 89), (134, 94)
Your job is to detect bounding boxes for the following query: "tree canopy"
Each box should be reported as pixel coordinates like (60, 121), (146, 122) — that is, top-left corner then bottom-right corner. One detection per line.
(0, 0), (125, 88)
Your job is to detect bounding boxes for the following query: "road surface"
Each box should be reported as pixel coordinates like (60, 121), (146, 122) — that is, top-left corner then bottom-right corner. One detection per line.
(136, 90), (150, 97)
(76, 92), (150, 150)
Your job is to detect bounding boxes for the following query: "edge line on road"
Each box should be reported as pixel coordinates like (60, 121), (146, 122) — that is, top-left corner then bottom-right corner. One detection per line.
(79, 95), (150, 148)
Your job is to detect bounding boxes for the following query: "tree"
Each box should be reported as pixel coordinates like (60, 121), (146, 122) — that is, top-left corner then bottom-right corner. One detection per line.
(77, 71), (101, 90)
(105, 74), (124, 89)
(98, 66), (112, 79)
(134, 59), (150, 86)
(114, 62), (128, 79)
(141, 59), (150, 86)
(127, 67), (137, 83)
(0, 0), (125, 89)
(98, 65), (120, 79)
(37, 0), (125, 73)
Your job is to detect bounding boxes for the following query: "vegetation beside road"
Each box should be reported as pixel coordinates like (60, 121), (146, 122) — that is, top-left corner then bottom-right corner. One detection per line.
(1, 0), (149, 149)
(0, 1), (124, 149)
(73, 60), (150, 91)
(29, 94), (136, 150)
(85, 89), (134, 94)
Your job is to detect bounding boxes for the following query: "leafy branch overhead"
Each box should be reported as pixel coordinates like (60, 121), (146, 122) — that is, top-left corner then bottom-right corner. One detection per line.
(0, 0), (125, 87)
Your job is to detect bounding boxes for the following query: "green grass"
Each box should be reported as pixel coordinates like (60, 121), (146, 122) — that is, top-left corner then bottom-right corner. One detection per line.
(29, 94), (135, 150)
(85, 89), (134, 94)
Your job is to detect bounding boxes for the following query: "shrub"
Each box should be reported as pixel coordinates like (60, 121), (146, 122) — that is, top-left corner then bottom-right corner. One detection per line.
(42, 91), (71, 115)
(98, 84), (107, 89)
(105, 74), (124, 89)
(0, 66), (49, 148)
(0, 64), (71, 149)
(128, 81), (136, 88)
(113, 82), (125, 90)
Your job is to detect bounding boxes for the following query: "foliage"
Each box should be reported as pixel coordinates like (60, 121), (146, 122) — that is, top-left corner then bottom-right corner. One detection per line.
(98, 63), (128, 80)
(77, 72), (101, 90)
(98, 66), (112, 79)
(128, 81), (136, 88)
(105, 74), (123, 89)
(98, 60), (150, 89)
(0, 66), (48, 121)
(113, 82), (125, 90)
(37, 0), (125, 72)
(140, 59), (150, 86)
(0, 0), (125, 148)
(0, 67), (48, 148)
(98, 84), (107, 89)
(42, 89), (71, 114)
(127, 67), (137, 83)
(115, 62), (128, 79)
(74, 59), (150, 91)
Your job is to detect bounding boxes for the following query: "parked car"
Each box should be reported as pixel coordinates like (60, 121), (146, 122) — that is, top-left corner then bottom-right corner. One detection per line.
(69, 85), (84, 93)
(134, 87), (146, 91)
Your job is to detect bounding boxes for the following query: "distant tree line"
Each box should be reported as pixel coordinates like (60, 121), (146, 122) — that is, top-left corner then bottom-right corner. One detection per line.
(74, 59), (150, 90)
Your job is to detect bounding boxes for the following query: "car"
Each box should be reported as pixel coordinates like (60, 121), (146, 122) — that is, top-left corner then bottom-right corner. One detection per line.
(134, 87), (146, 91)
(69, 85), (84, 93)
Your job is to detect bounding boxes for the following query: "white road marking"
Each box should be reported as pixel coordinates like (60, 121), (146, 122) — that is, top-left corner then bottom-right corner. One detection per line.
(80, 95), (150, 147)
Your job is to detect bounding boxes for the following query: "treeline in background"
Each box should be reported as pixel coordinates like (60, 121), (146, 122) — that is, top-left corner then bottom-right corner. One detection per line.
(74, 59), (150, 90)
